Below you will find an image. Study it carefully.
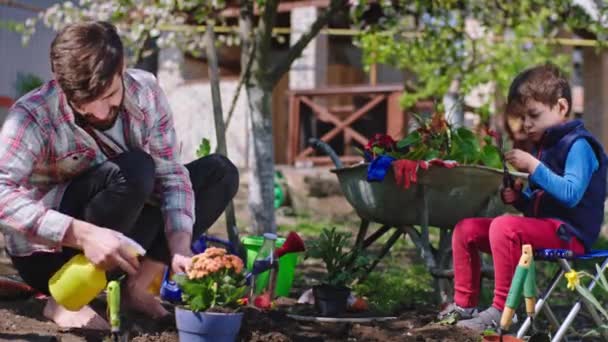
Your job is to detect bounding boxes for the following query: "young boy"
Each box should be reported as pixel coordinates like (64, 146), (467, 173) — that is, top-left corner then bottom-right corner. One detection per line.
(440, 64), (607, 332)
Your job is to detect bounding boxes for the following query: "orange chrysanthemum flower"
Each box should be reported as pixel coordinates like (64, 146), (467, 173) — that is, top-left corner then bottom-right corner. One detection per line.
(186, 247), (244, 280)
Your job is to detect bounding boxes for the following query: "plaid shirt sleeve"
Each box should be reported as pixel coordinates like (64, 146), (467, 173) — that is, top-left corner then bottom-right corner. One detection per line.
(0, 105), (72, 245)
(147, 79), (195, 237)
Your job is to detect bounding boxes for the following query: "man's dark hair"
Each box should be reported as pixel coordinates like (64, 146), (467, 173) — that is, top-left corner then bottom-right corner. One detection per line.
(507, 63), (572, 116)
(50, 21), (124, 106)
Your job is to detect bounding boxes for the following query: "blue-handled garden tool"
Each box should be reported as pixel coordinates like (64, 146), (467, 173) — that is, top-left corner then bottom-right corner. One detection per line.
(160, 235), (235, 303)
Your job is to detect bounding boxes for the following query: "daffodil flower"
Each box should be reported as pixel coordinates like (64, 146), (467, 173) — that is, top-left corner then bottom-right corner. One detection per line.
(565, 269), (581, 290)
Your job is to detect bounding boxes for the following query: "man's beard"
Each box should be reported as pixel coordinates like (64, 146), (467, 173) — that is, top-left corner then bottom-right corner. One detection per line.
(80, 106), (121, 131)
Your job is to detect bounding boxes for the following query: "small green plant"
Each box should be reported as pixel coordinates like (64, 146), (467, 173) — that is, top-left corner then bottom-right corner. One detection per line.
(174, 247), (247, 312)
(196, 138), (211, 158)
(306, 227), (371, 287)
(354, 264), (434, 314)
(14, 72), (43, 98)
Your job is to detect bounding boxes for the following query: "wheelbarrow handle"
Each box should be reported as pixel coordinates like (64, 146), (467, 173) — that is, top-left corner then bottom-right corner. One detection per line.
(308, 138), (343, 169)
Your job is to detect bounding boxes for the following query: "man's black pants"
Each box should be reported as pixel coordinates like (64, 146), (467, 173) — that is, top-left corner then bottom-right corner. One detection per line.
(11, 150), (239, 294)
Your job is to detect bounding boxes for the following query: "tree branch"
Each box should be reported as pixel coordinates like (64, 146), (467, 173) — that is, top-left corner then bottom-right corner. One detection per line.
(269, 0), (347, 85)
(255, 0), (280, 80)
(225, 36), (256, 130)
(0, 0), (42, 12)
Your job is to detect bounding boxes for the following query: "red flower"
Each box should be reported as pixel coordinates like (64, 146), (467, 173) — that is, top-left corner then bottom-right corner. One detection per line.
(365, 133), (396, 151)
(486, 128), (499, 139)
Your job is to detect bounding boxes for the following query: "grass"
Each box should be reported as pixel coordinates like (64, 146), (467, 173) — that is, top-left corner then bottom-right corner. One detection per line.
(277, 217), (351, 237)
(354, 261), (435, 315)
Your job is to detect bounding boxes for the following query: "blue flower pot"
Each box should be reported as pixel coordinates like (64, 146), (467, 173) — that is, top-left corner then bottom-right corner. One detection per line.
(175, 307), (243, 342)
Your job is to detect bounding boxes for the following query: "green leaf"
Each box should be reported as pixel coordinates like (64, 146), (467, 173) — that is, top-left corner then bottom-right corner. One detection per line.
(595, 264), (608, 293)
(575, 283), (608, 321)
(479, 145), (502, 169)
(372, 146), (385, 156)
(397, 131), (421, 149)
(196, 138), (211, 158)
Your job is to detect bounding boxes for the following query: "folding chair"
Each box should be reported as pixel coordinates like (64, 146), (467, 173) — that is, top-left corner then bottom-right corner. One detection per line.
(515, 248), (608, 341)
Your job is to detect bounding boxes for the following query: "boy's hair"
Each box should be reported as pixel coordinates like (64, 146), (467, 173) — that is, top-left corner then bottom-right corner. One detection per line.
(50, 21), (124, 106)
(506, 63), (572, 116)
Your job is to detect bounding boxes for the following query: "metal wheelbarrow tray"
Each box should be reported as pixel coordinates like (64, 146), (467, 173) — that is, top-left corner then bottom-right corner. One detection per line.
(333, 163), (519, 229)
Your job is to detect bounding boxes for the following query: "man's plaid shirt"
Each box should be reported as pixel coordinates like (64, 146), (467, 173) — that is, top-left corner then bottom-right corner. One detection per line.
(0, 69), (194, 256)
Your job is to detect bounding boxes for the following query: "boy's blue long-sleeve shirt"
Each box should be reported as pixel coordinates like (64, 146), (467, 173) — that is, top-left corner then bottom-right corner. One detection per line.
(517, 139), (599, 210)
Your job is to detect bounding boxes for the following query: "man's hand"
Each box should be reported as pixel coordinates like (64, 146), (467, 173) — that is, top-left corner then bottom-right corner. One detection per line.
(171, 254), (192, 274)
(62, 219), (140, 275)
(501, 178), (524, 204)
(505, 149), (540, 173)
(168, 231), (193, 274)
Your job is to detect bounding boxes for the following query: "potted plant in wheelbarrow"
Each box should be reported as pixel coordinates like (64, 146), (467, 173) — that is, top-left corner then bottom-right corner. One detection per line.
(173, 247), (247, 342)
(306, 227), (371, 316)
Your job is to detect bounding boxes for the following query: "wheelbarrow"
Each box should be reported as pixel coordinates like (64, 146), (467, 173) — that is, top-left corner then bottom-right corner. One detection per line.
(309, 138), (527, 302)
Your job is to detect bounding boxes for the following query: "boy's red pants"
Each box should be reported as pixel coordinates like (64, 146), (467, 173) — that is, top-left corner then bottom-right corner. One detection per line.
(452, 215), (585, 310)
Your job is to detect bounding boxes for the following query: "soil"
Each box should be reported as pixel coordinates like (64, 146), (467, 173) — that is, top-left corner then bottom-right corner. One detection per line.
(0, 295), (481, 341)
(0, 220), (479, 341)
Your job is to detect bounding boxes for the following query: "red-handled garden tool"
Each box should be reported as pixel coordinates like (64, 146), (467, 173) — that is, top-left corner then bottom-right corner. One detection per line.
(275, 231), (306, 258)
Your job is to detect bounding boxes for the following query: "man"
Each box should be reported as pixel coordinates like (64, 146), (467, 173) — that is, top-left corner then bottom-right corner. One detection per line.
(0, 21), (239, 329)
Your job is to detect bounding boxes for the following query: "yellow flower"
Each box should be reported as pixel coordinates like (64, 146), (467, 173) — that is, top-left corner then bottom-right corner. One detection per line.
(565, 269), (581, 290)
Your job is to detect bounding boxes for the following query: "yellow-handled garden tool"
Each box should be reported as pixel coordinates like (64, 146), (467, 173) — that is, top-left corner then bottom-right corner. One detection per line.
(499, 245), (549, 342)
(107, 280), (124, 342)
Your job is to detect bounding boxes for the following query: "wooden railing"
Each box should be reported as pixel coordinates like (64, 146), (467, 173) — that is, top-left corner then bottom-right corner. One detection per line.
(287, 84), (406, 166)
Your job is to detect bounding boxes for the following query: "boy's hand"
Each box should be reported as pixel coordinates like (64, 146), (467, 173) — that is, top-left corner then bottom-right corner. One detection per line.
(501, 178), (524, 204)
(505, 149), (540, 173)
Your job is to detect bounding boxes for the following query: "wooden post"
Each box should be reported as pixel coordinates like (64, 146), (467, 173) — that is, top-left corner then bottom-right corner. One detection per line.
(369, 63), (377, 86)
(386, 91), (405, 139)
(287, 94), (301, 164)
(583, 48), (608, 149)
(205, 21), (243, 258)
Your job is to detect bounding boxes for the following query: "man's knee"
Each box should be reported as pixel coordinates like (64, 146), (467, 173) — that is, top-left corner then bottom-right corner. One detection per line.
(215, 155), (239, 197)
(191, 154), (239, 197)
(109, 150), (156, 198)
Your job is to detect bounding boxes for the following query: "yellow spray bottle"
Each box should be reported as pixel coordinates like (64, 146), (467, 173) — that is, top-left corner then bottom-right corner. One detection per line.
(48, 236), (145, 311)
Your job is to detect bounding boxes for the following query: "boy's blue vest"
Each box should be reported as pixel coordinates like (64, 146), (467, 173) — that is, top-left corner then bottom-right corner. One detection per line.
(524, 119), (607, 251)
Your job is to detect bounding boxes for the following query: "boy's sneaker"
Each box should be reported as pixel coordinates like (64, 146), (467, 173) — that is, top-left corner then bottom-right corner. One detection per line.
(456, 306), (517, 332)
(437, 303), (478, 324)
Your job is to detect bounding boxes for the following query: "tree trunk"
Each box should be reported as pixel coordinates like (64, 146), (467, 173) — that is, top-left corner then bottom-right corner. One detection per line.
(239, 0), (343, 234)
(246, 82), (276, 234)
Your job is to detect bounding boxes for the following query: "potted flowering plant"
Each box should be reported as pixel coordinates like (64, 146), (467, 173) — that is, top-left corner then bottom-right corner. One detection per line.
(173, 247), (247, 342)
